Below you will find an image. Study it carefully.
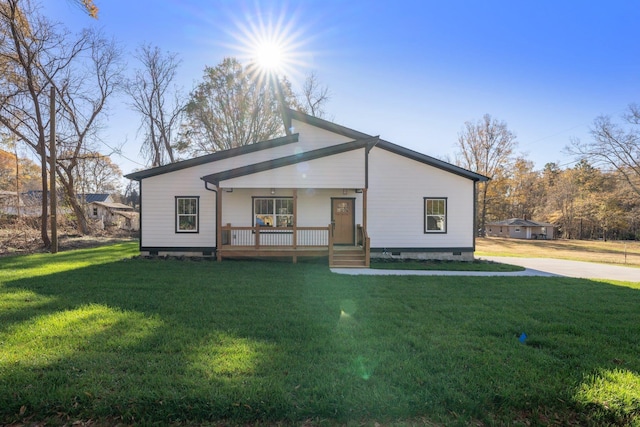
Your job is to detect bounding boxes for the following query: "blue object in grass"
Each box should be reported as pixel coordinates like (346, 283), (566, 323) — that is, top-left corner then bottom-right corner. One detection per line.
(518, 332), (527, 344)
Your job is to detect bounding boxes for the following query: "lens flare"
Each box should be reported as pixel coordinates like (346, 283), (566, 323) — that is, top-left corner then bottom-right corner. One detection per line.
(223, 4), (313, 86)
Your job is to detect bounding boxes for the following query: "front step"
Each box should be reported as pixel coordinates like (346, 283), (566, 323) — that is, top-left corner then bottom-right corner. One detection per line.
(331, 247), (368, 268)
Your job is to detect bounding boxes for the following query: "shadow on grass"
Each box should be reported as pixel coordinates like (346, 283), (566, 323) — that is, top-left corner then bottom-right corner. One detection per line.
(1, 251), (639, 425)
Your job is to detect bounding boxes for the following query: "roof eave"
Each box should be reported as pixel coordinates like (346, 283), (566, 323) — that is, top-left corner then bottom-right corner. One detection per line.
(124, 133), (300, 181)
(375, 140), (490, 182)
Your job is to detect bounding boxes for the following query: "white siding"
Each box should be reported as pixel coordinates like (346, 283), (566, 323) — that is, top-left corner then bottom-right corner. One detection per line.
(290, 120), (355, 150)
(139, 121), (366, 250)
(219, 148), (366, 189)
(220, 188), (363, 227)
(140, 166), (217, 248)
(137, 114), (477, 253)
(367, 147), (475, 249)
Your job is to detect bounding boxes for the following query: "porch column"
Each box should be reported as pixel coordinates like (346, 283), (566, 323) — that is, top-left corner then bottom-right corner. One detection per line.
(362, 188), (368, 232)
(216, 185), (222, 262)
(293, 189), (298, 248)
(292, 189), (298, 263)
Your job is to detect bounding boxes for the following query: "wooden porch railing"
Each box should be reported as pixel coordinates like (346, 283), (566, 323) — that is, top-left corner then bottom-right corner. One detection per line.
(221, 224), (331, 248)
(357, 225), (371, 267)
(219, 223), (369, 267)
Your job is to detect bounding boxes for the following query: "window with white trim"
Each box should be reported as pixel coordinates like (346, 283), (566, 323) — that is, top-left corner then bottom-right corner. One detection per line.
(424, 197), (447, 233)
(176, 196), (199, 233)
(254, 197), (293, 228)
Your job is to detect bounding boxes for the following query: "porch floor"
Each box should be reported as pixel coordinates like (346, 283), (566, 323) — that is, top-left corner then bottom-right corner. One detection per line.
(217, 245), (368, 267)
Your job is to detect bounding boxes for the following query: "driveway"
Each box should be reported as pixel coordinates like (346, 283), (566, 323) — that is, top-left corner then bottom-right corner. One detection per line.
(480, 256), (640, 282)
(332, 257), (640, 282)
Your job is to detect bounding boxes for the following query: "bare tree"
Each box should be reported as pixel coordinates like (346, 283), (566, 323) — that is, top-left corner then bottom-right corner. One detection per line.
(179, 57), (296, 156)
(125, 44), (183, 167)
(55, 32), (122, 234)
(0, 0), (122, 241)
(455, 114), (517, 232)
(300, 71), (330, 118)
(74, 152), (122, 194)
(568, 104), (640, 198)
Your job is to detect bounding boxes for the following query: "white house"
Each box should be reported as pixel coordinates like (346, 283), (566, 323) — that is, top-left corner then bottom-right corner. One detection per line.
(125, 109), (488, 267)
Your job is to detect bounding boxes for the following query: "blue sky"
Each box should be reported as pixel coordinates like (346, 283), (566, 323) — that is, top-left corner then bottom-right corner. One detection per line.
(43, 0), (640, 175)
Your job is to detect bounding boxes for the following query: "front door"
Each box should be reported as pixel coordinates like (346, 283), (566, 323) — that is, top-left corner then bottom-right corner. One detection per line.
(332, 198), (355, 245)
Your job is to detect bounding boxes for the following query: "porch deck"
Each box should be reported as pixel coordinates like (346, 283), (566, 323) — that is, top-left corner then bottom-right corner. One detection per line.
(217, 224), (370, 267)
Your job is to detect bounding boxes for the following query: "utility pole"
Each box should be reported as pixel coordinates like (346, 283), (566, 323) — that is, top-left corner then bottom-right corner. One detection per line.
(49, 86), (58, 254)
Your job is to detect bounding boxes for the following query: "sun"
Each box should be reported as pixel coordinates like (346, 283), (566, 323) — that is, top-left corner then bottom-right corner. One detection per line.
(225, 5), (310, 83)
(253, 39), (286, 74)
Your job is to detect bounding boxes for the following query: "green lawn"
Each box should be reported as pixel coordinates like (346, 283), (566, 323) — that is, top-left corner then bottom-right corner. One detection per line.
(1, 242), (639, 426)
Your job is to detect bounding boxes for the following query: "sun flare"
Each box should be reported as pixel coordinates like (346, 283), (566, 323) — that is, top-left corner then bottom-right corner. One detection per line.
(226, 6), (311, 83)
(252, 39), (286, 73)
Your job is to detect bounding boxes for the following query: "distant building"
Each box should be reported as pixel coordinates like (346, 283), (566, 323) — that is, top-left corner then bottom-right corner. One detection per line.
(486, 218), (555, 240)
(0, 191), (24, 215)
(80, 193), (113, 204)
(88, 201), (139, 231)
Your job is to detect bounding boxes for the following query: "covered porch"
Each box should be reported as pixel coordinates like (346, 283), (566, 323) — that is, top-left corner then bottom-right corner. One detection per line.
(213, 188), (370, 267)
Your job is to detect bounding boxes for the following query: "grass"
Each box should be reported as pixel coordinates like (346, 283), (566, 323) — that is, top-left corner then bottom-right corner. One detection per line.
(1, 242), (639, 425)
(476, 237), (640, 267)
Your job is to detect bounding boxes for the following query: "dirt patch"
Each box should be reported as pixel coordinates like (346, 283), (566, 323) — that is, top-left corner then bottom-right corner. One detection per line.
(0, 222), (137, 257)
(476, 236), (640, 267)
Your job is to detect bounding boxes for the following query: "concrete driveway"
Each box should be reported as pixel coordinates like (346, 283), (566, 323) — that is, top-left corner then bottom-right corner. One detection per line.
(480, 256), (640, 282)
(332, 257), (640, 282)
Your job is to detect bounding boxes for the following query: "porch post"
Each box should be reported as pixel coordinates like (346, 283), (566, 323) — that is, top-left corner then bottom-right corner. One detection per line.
(292, 189), (298, 263)
(362, 188), (368, 232)
(293, 189), (298, 249)
(216, 186), (222, 262)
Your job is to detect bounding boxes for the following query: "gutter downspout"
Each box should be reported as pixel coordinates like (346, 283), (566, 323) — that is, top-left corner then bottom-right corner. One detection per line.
(204, 181), (221, 260)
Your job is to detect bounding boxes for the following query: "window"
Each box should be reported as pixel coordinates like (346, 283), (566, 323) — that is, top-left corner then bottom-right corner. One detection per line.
(254, 197), (293, 228)
(176, 196), (199, 233)
(92, 207), (98, 216)
(424, 197), (447, 233)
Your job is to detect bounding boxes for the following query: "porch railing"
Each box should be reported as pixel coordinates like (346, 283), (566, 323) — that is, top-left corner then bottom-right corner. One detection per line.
(221, 224), (330, 248)
(357, 225), (371, 267)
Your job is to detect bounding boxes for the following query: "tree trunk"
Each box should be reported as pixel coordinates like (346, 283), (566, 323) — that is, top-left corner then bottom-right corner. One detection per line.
(39, 137), (51, 248)
(480, 182), (489, 234)
(58, 169), (89, 235)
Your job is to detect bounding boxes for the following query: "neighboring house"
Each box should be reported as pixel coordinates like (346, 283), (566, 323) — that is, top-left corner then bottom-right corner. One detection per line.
(80, 193), (113, 204)
(88, 201), (139, 231)
(0, 191), (24, 215)
(19, 190), (58, 217)
(125, 109), (488, 267)
(486, 218), (555, 240)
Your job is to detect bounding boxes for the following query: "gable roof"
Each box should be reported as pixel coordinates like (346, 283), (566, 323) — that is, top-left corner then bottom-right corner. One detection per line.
(89, 201), (134, 210)
(487, 218), (554, 227)
(124, 133), (299, 181)
(82, 193), (111, 203)
(125, 109), (489, 183)
(202, 136), (379, 185)
(286, 109), (488, 182)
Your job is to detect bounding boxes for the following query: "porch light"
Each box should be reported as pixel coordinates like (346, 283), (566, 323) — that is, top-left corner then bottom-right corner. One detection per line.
(271, 188), (276, 195)
(355, 189), (363, 193)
